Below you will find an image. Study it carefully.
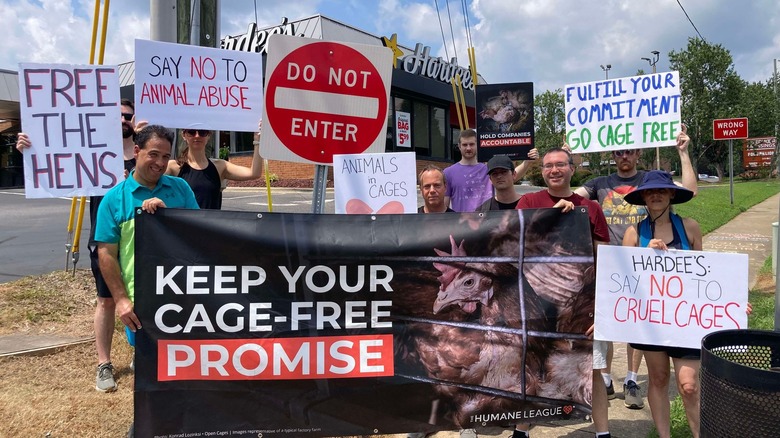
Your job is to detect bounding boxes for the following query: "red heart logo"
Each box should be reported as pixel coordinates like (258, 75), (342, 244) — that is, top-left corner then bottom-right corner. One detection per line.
(563, 405), (573, 414)
(345, 199), (404, 214)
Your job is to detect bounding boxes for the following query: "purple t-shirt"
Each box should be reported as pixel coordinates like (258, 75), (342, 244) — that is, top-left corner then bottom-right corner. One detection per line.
(443, 162), (493, 212)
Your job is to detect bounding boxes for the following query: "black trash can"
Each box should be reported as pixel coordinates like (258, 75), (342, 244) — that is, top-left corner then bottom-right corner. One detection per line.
(700, 329), (780, 437)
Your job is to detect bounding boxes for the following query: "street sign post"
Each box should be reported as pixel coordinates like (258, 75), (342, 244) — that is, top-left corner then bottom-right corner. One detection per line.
(712, 117), (749, 205)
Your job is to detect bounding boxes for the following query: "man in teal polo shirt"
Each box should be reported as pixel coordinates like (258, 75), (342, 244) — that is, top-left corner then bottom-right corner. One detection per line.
(96, 125), (199, 339)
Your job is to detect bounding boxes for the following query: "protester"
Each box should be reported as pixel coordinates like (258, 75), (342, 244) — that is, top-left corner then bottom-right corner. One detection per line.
(15, 98), (138, 392)
(514, 147), (610, 438)
(95, 125), (199, 347)
(476, 153), (536, 211)
(573, 125), (697, 408)
(444, 129), (536, 212)
(418, 165), (454, 213)
(162, 121), (262, 209)
(621, 170), (701, 437)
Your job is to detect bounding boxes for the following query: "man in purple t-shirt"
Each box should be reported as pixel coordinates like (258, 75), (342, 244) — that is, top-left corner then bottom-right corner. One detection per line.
(443, 129), (493, 212)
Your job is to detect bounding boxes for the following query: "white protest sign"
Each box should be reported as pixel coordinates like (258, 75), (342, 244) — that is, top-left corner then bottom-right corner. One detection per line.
(261, 34), (393, 165)
(333, 152), (417, 214)
(564, 71), (681, 154)
(18, 63), (124, 198)
(134, 39), (263, 131)
(594, 245), (749, 349)
(395, 111), (411, 148)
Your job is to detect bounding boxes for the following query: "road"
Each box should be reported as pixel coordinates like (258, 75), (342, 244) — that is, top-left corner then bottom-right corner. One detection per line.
(0, 184), (543, 283)
(0, 187), (333, 283)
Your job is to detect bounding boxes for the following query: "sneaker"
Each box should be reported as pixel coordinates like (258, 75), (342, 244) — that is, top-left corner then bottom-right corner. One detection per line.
(95, 362), (117, 392)
(605, 380), (616, 400)
(512, 430), (530, 438)
(623, 380), (645, 409)
(460, 429), (477, 438)
(407, 433), (430, 438)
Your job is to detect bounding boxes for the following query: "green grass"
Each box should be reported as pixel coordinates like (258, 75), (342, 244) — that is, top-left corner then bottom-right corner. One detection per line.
(673, 180), (780, 235)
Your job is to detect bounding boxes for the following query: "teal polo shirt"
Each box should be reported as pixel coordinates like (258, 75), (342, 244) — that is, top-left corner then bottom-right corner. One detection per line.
(95, 172), (199, 302)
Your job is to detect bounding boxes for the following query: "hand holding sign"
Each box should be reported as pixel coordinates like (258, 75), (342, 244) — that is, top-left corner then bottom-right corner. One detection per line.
(676, 123), (689, 152)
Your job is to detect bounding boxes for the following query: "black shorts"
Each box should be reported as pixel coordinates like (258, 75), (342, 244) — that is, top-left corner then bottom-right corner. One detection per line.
(630, 343), (700, 360)
(89, 245), (113, 299)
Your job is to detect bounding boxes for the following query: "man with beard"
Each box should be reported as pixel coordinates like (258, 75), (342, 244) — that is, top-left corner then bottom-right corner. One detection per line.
(572, 126), (696, 409)
(15, 98), (139, 392)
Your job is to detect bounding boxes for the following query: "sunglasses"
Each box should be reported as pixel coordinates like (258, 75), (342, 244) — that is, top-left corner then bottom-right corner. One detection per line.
(613, 150), (637, 157)
(121, 113), (133, 121)
(183, 129), (211, 137)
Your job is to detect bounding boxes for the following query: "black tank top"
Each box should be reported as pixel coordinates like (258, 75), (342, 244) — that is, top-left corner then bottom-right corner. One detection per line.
(178, 160), (222, 210)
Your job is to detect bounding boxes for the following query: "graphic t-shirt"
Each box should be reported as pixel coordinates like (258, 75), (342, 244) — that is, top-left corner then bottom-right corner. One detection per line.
(582, 171), (647, 245)
(443, 162), (493, 212)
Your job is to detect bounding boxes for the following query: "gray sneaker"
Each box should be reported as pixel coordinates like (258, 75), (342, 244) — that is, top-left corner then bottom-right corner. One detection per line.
(96, 362), (117, 392)
(623, 380), (644, 409)
(460, 429), (478, 438)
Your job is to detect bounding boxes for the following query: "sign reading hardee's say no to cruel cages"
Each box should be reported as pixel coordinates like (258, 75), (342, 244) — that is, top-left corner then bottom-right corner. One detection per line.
(565, 71), (681, 154)
(134, 39), (263, 131)
(18, 63), (124, 198)
(594, 245), (749, 349)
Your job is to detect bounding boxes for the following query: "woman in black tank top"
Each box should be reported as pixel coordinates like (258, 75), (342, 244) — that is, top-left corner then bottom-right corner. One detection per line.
(165, 121), (263, 209)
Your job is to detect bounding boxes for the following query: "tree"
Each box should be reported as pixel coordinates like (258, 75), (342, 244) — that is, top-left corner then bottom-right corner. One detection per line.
(534, 89), (565, 154)
(669, 38), (744, 179)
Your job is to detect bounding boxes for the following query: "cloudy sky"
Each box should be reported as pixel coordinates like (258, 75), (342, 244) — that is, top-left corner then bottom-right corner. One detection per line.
(2, 0), (778, 93)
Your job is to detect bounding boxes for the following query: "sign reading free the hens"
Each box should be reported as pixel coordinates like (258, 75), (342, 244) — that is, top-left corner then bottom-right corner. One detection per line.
(133, 208), (596, 437)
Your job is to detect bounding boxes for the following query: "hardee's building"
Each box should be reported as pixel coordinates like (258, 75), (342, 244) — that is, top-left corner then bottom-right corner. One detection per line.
(220, 15), (480, 185)
(0, 14), (480, 188)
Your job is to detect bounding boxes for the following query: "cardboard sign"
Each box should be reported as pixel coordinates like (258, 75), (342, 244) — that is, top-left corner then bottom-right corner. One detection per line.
(134, 39), (263, 131)
(476, 82), (534, 161)
(333, 152), (417, 214)
(564, 72), (681, 154)
(261, 34), (393, 165)
(594, 245), (749, 349)
(18, 63), (124, 198)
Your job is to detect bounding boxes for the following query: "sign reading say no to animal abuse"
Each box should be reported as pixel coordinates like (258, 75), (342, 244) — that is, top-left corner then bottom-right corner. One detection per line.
(261, 35), (393, 165)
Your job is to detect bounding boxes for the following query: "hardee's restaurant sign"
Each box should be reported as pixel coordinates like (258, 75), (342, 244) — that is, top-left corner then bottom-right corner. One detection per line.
(221, 17), (297, 54)
(381, 33), (474, 90)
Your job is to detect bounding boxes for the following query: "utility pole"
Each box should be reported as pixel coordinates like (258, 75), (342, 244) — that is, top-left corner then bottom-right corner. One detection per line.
(642, 51), (661, 170)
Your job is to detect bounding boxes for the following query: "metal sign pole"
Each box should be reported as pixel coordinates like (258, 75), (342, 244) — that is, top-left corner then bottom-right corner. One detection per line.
(312, 164), (328, 214)
(729, 139), (734, 205)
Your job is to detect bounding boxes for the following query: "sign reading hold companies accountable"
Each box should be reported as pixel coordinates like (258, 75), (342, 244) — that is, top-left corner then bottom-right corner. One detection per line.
(713, 117), (749, 141)
(476, 82), (535, 161)
(133, 208), (597, 436)
(594, 245), (748, 349)
(134, 39), (263, 131)
(564, 71), (681, 154)
(18, 62), (124, 198)
(261, 34), (393, 165)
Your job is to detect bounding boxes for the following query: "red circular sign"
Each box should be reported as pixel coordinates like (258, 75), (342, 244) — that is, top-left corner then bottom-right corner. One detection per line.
(266, 42), (388, 164)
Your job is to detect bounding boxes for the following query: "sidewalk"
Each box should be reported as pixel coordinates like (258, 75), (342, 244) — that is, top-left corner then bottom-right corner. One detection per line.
(1, 194), (777, 438)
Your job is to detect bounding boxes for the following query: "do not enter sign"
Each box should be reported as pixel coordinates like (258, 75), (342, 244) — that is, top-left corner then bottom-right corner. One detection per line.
(261, 35), (394, 165)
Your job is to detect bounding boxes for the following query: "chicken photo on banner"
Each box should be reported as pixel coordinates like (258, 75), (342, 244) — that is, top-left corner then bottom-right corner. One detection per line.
(392, 208), (596, 430)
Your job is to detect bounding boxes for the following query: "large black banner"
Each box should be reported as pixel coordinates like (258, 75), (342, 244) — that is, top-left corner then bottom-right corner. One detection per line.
(134, 208), (595, 437)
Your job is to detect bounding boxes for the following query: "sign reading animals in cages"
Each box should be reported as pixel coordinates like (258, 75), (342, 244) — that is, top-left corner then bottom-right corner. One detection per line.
(133, 208), (597, 437)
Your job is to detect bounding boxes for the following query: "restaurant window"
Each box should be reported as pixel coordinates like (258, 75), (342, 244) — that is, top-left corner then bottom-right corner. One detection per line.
(387, 94), (449, 160)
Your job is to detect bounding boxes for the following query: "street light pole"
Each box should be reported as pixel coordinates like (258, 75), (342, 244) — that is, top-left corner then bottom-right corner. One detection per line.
(643, 51), (661, 170)
(774, 58), (780, 331)
(600, 64), (612, 80)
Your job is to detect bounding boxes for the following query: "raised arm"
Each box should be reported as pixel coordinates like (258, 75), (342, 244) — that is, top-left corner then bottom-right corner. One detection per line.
(514, 148), (538, 181)
(676, 123), (697, 196)
(217, 120), (263, 181)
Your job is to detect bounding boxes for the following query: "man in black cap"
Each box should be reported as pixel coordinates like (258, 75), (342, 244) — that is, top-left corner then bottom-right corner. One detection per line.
(476, 155), (523, 211)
